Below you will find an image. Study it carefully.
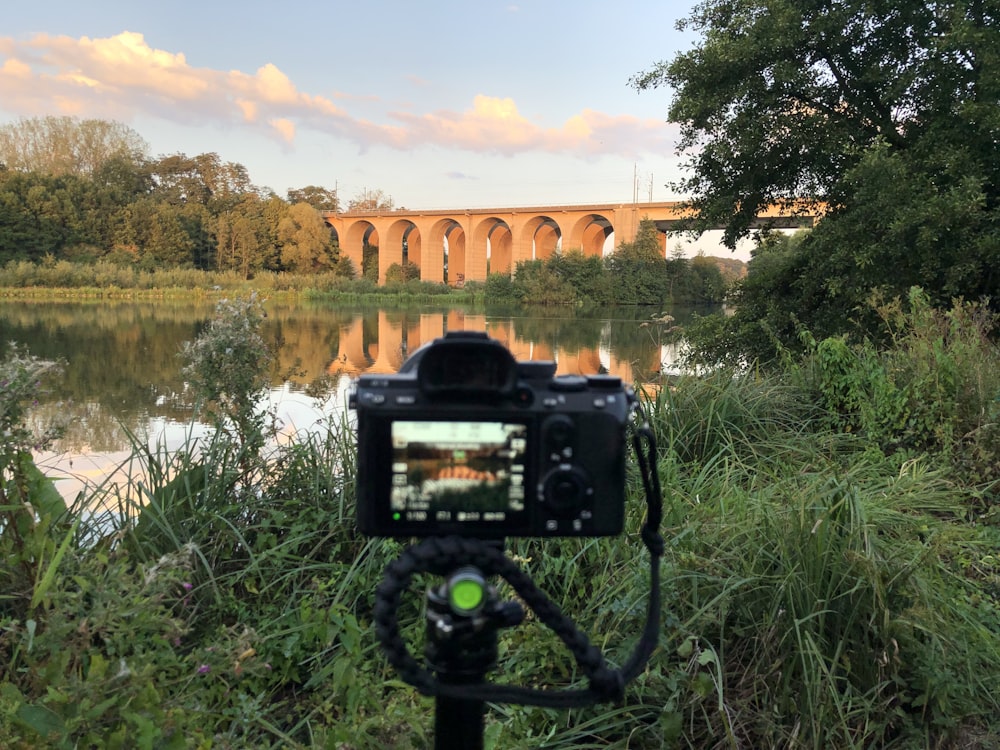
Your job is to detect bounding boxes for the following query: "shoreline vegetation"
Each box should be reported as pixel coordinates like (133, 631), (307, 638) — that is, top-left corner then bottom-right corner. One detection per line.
(2, 292), (999, 748)
(0, 246), (732, 309)
(0, 261), (479, 305)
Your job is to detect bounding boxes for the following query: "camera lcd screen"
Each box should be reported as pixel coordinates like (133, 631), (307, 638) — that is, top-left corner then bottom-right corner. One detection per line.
(389, 420), (528, 529)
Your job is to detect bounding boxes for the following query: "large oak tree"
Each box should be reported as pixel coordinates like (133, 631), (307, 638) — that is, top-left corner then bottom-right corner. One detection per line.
(635, 0), (1000, 361)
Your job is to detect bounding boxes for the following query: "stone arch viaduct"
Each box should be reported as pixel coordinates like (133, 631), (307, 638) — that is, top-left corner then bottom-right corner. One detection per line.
(320, 200), (818, 285)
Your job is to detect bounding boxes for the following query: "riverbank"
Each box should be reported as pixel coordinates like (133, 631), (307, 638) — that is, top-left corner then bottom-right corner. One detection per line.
(0, 259), (477, 304)
(2, 294), (999, 748)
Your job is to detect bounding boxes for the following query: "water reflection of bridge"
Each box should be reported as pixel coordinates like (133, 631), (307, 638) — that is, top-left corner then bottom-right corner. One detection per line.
(330, 311), (666, 383)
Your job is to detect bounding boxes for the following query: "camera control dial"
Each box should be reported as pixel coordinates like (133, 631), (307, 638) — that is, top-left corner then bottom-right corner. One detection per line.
(541, 466), (592, 518)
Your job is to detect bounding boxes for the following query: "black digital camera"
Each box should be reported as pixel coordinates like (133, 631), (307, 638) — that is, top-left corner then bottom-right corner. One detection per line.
(350, 331), (635, 538)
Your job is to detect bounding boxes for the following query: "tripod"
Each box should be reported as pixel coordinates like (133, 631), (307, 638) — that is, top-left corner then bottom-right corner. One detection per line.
(372, 422), (665, 748)
(424, 566), (523, 750)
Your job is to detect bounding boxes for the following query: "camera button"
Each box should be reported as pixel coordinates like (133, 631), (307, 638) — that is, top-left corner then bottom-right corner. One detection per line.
(513, 387), (534, 406)
(361, 393), (386, 405)
(586, 375), (623, 389)
(395, 395), (417, 405)
(550, 375), (588, 392)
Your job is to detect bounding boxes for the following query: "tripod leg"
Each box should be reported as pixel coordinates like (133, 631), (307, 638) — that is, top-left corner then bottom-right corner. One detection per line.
(435, 689), (485, 750)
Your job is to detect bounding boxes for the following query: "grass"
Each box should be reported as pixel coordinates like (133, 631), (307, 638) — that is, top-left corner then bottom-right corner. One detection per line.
(0, 260), (481, 306)
(2, 298), (999, 748)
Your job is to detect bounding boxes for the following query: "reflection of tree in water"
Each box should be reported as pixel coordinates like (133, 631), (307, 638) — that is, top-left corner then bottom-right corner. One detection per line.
(423, 479), (512, 513)
(3, 300), (717, 453)
(0, 299), (355, 452)
(0, 301), (208, 432)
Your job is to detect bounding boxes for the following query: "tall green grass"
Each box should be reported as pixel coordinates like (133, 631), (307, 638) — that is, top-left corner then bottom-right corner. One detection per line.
(2, 298), (998, 748)
(645, 371), (1000, 748)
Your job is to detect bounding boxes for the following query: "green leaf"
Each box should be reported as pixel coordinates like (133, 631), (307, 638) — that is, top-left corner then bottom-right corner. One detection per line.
(17, 452), (66, 519)
(697, 648), (718, 666)
(15, 702), (65, 741)
(87, 652), (109, 681)
(30, 512), (81, 610)
(692, 671), (715, 698)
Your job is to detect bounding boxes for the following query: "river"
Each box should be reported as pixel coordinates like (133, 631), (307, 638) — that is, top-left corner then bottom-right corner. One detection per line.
(1, 298), (701, 498)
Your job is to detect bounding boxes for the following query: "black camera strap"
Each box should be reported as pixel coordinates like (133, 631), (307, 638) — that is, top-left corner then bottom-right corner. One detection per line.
(372, 417), (664, 709)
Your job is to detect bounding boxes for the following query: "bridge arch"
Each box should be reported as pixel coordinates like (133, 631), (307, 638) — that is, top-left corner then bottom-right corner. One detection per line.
(382, 219), (420, 282)
(343, 220), (377, 278)
(520, 215), (561, 261)
(473, 218), (513, 276)
(425, 217), (465, 284)
(564, 213), (614, 257)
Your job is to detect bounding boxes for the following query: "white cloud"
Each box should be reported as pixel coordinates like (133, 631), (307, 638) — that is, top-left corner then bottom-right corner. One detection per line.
(0, 30), (677, 158)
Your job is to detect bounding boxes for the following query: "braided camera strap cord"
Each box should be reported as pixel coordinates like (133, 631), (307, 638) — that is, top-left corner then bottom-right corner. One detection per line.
(372, 421), (665, 709)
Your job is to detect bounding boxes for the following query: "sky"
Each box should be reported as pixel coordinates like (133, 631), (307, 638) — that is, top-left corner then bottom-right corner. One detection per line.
(0, 1), (757, 257)
(0, 1), (701, 205)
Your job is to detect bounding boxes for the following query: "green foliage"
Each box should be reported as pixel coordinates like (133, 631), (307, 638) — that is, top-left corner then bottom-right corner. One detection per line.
(0, 116), (148, 177)
(0, 118), (349, 278)
(603, 219), (671, 305)
(0, 171), (95, 263)
(481, 221), (726, 307)
(361, 242), (379, 283)
(278, 203), (336, 273)
(512, 259), (580, 305)
(682, 231), (815, 367)
(794, 288), (1000, 492)
(634, 0), (999, 244)
(634, 0), (1000, 349)
(286, 185), (339, 211)
(0, 345), (70, 623)
(3, 295), (999, 748)
(383, 261), (421, 285)
(483, 271), (518, 301)
(545, 248), (608, 302)
(647, 371), (1000, 747)
(179, 293), (274, 458)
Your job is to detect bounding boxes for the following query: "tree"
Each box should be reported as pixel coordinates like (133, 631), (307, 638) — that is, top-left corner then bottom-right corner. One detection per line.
(635, 0), (1000, 361)
(512, 260), (579, 305)
(216, 195), (286, 277)
(347, 188), (394, 211)
(115, 198), (196, 268)
(547, 249), (608, 303)
(278, 202), (336, 273)
(604, 218), (670, 305)
(286, 185), (339, 211)
(146, 152), (256, 210)
(0, 116), (148, 177)
(0, 171), (97, 262)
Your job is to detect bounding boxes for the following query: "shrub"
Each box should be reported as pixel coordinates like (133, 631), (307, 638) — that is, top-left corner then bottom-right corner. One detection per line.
(795, 288), (1000, 498)
(179, 293), (274, 463)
